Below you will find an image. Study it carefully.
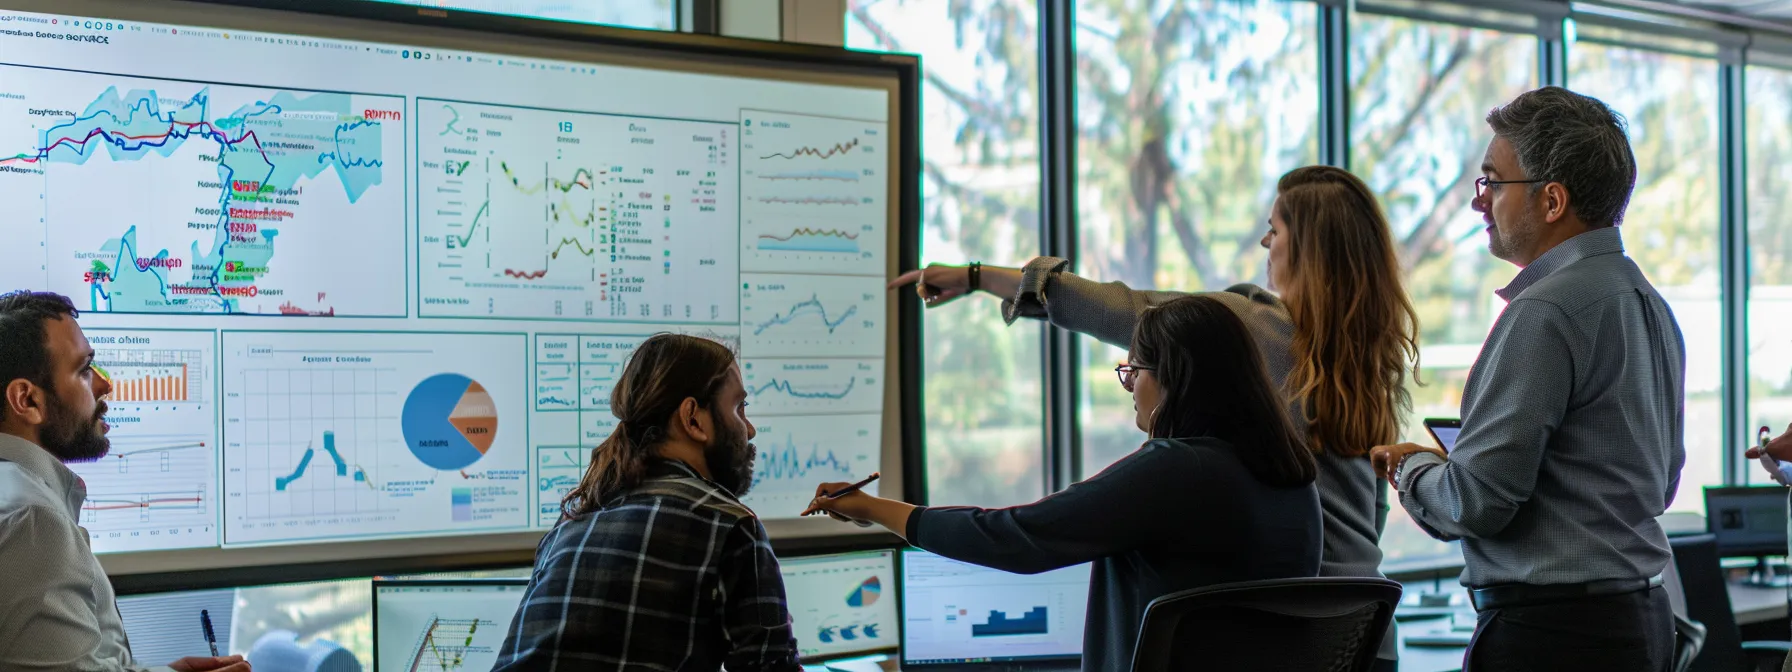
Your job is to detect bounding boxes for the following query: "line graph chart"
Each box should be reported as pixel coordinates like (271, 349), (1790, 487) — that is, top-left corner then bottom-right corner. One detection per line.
(742, 274), (883, 358)
(417, 98), (739, 322)
(757, 137), (861, 161)
(741, 414), (880, 515)
(740, 111), (886, 277)
(534, 445), (585, 526)
(744, 358), (881, 415)
(743, 216), (883, 274)
(73, 329), (218, 553)
(2, 64), (406, 316)
(530, 334), (640, 527)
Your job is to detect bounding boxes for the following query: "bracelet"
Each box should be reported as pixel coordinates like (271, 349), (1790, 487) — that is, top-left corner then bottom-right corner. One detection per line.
(968, 262), (982, 291)
(1391, 453), (1414, 491)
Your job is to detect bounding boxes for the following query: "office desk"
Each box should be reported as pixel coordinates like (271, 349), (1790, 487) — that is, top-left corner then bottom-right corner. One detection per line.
(1395, 580), (1789, 672)
(1732, 580), (1790, 625)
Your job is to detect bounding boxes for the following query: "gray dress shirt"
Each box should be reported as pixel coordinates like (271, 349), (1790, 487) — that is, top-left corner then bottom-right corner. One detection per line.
(1398, 226), (1686, 588)
(0, 432), (168, 672)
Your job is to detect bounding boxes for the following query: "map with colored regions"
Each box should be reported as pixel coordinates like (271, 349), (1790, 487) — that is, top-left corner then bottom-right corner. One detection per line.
(0, 65), (407, 316)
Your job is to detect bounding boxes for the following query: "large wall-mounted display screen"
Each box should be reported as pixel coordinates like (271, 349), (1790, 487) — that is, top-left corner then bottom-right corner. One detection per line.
(0, 0), (909, 576)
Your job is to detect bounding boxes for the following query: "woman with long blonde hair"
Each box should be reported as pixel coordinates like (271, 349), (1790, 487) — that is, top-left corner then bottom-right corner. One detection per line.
(894, 165), (1420, 669)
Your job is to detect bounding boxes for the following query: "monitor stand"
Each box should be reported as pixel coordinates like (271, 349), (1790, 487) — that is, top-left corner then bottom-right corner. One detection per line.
(1742, 557), (1792, 588)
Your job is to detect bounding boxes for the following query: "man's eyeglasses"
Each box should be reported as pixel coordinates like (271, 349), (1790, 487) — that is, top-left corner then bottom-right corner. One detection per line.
(1115, 363), (1153, 392)
(1475, 176), (1546, 199)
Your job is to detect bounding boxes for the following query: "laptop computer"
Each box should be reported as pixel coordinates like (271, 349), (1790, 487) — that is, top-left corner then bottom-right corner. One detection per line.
(372, 578), (528, 672)
(782, 549), (901, 663)
(899, 549), (1089, 671)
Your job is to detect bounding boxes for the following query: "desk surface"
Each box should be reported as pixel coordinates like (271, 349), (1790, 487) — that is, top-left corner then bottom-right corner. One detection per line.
(1395, 579), (1790, 672)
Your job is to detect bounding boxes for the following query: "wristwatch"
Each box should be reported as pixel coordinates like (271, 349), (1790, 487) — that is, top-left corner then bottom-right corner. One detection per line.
(1391, 452), (1414, 492)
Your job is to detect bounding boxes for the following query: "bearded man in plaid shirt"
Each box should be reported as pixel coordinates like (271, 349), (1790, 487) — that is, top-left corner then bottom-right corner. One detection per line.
(493, 333), (802, 672)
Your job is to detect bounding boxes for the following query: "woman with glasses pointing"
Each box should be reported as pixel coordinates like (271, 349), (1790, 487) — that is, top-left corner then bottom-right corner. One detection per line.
(887, 165), (1421, 671)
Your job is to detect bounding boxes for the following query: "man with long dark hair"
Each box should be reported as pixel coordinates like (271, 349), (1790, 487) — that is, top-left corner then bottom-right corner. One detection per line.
(0, 291), (250, 672)
(493, 333), (801, 672)
(1372, 86), (1685, 669)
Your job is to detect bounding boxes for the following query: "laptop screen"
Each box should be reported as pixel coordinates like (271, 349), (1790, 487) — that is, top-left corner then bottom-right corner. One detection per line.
(900, 549), (1090, 665)
(780, 549), (900, 662)
(373, 579), (528, 671)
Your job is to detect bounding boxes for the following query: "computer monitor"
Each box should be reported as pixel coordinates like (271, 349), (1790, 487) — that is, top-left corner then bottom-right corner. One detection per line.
(372, 579), (528, 671)
(1705, 486), (1789, 558)
(116, 588), (237, 664)
(780, 549), (900, 662)
(899, 549), (1090, 667)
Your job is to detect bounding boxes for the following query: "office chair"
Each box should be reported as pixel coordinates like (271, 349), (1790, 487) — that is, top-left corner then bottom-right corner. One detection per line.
(1670, 533), (1792, 672)
(1665, 542), (1711, 672)
(1128, 576), (1401, 672)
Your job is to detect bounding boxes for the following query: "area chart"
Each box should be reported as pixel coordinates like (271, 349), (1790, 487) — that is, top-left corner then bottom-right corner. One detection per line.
(739, 110), (887, 276)
(0, 64), (406, 316)
(74, 329), (219, 553)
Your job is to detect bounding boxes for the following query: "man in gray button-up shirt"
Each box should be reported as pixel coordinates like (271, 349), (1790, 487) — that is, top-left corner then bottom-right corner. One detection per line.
(0, 291), (250, 672)
(1371, 87), (1685, 670)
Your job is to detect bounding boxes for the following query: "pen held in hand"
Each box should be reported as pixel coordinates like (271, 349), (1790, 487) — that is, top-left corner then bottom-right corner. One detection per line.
(824, 471), (880, 499)
(200, 608), (219, 657)
(801, 472), (880, 522)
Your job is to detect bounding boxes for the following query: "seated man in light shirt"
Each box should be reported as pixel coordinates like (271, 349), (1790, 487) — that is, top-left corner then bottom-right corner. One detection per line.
(0, 290), (249, 672)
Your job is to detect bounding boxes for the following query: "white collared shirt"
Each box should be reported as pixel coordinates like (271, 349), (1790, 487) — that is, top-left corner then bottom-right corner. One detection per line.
(0, 432), (170, 671)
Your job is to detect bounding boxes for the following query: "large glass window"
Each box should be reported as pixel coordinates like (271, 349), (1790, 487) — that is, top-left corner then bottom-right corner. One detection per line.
(1350, 14), (1537, 565)
(1072, 0), (1321, 477)
(1570, 41), (1722, 510)
(362, 0), (675, 29)
(847, 0), (1046, 507)
(1749, 63), (1792, 483)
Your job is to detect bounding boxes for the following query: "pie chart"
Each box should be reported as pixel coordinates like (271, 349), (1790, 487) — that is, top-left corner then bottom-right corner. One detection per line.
(845, 575), (881, 608)
(401, 373), (498, 471)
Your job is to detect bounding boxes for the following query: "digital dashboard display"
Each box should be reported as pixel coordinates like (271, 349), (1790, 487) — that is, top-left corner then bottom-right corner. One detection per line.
(0, 0), (899, 560)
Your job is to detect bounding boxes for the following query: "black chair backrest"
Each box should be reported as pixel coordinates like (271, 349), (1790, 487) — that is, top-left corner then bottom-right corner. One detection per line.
(1129, 577), (1402, 672)
(1670, 533), (1746, 672)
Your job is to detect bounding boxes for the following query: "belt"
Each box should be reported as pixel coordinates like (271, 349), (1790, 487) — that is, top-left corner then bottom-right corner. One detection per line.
(1470, 575), (1664, 611)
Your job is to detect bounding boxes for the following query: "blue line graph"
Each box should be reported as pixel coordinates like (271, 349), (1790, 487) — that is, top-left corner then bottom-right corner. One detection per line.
(751, 376), (857, 400)
(751, 435), (856, 489)
(753, 295), (859, 336)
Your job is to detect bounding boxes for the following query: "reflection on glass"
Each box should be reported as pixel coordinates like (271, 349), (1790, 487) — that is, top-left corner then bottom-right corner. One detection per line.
(847, 0), (1045, 507)
(1350, 15), (1536, 564)
(1570, 42), (1721, 510)
(1072, 0), (1320, 477)
(1748, 65), (1792, 484)
(361, 0), (675, 29)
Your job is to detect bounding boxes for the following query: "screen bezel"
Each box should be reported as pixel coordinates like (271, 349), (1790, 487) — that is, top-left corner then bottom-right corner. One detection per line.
(1, 0), (922, 591)
(897, 548), (1083, 667)
(371, 578), (531, 669)
(1422, 417), (1462, 453)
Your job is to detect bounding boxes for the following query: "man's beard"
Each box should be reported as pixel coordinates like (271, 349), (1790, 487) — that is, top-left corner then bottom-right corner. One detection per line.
(43, 389), (109, 463)
(704, 409), (757, 498)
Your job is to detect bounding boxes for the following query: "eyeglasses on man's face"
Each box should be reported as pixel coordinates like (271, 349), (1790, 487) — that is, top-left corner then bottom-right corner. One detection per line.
(1115, 363), (1153, 392)
(1474, 176), (1547, 199)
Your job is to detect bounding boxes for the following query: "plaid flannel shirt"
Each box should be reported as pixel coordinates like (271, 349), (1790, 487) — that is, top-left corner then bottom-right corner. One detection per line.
(493, 459), (801, 672)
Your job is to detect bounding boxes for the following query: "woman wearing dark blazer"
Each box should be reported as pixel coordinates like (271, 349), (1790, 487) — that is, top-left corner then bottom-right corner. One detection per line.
(804, 295), (1323, 672)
